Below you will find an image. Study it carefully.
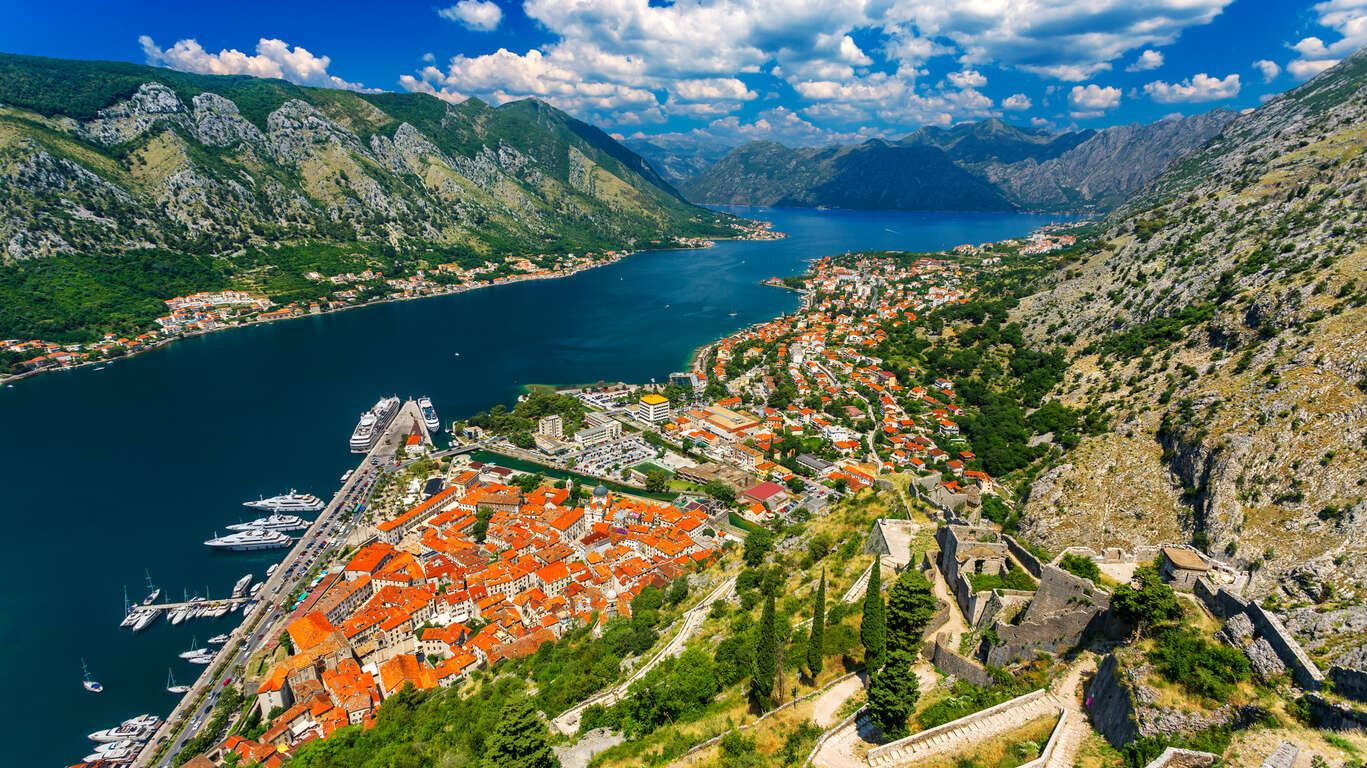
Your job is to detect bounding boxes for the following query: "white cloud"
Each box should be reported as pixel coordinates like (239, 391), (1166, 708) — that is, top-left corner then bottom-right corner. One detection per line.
(1252, 59), (1280, 82)
(1069, 83), (1121, 110)
(437, 0), (503, 32)
(1288, 58), (1339, 78)
(947, 69), (987, 89)
(1142, 72), (1240, 103)
(1002, 93), (1032, 110)
(400, 0), (1236, 133)
(138, 35), (369, 91)
(1126, 50), (1164, 72)
(1288, 0), (1367, 79)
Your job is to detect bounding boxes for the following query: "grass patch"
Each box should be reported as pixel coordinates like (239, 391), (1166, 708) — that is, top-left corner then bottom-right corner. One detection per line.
(915, 713), (1059, 768)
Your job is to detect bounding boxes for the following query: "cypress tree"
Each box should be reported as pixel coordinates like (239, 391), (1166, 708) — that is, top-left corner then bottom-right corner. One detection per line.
(861, 555), (886, 672)
(807, 569), (826, 678)
(887, 567), (939, 657)
(482, 697), (560, 768)
(867, 649), (919, 739)
(749, 590), (777, 711)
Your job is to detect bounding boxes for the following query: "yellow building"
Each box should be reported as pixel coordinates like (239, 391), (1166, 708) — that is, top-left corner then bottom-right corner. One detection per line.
(638, 393), (672, 424)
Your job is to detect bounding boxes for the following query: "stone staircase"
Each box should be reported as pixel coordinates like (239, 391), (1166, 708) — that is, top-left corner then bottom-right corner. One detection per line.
(866, 688), (1063, 767)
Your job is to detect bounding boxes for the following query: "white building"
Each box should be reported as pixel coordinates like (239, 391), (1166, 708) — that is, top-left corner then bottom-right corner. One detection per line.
(538, 414), (564, 439)
(637, 393), (672, 424)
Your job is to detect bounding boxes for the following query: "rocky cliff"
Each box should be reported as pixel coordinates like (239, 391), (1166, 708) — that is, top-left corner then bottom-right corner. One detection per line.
(1015, 46), (1367, 602)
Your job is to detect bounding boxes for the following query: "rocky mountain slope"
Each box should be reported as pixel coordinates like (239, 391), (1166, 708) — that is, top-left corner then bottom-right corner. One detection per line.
(0, 53), (733, 265)
(1014, 46), (1367, 604)
(623, 135), (734, 185)
(678, 138), (1013, 210)
(678, 112), (1233, 212)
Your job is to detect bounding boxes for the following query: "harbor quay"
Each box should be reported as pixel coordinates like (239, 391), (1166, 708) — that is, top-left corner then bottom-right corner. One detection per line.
(133, 400), (428, 768)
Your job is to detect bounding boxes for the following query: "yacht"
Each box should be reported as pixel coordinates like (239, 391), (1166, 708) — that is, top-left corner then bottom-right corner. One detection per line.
(187, 651), (214, 665)
(208, 633), (230, 645)
(204, 528), (292, 551)
(226, 512), (311, 532)
(141, 569), (160, 605)
(179, 638), (206, 659)
(418, 396), (440, 433)
(167, 669), (190, 694)
(168, 605), (189, 625)
(231, 574), (253, 597)
(84, 745), (138, 763)
(350, 396), (399, 452)
(89, 715), (159, 743)
(132, 608), (161, 632)
(340, 468), (354, 484)
(81, 659), (102, 693)
(242, 490), (324, 513)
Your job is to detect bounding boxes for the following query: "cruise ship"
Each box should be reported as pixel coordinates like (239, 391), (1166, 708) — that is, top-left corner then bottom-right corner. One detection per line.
(242, 490), (324, 513)
(226, 512), (311, 532)
(418, 396), (440, 433)
(204, 528), (292, 551)
(349, 396), (399, 453)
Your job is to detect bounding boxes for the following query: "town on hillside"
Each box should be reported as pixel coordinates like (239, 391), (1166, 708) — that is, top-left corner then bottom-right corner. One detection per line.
(148, 228), (1364, 768)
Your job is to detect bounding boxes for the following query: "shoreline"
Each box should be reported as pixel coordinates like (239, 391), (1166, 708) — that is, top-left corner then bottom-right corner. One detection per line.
(2, 238), (776, 389)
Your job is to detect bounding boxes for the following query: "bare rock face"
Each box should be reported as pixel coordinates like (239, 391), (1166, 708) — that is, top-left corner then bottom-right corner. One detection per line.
(82, 83), (187, 145)
(190, 93), (263, 148)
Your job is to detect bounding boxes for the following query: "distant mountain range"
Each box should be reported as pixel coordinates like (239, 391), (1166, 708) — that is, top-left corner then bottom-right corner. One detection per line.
(672, 112), (1236, 212)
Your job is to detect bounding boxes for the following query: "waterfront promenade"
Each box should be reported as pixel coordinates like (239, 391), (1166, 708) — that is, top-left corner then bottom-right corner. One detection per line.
(135, 400), (428, 768)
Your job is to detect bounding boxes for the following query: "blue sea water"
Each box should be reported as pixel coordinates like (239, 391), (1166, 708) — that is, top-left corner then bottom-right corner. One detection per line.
(0, 207), (1070, 767)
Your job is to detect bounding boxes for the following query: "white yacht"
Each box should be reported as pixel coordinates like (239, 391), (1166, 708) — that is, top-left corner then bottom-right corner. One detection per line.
(227, 512), (311, 532)
(350, 396), (399, 452)
(231, 574), (253, 597)
(81, 659), (102, 693)
(208, 633), (230, 645)
(132, 608), (161, 632)
(204, 528), (292, 551)
(242, 490), (324, 513)
(418, 396), (440, 433)
(167, 669), (190, 694)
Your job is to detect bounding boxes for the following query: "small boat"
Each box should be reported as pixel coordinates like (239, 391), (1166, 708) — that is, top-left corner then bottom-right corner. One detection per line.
(81, 659), (103, 693)
(188, 653), (214, 665)
(93, 366), (105, 371)
(208, 634), (229, 645)
(132, 608), (162, 632)
(167, 669), (190, 694)
(231, 573), (252, 597)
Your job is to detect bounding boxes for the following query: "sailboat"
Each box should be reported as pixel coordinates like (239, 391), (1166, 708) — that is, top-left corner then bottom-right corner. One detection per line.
(166, 669), (190, 694)
(82, 659), (103, 693)
(142, 569), (160, 605)
(178, 636), (207, 659)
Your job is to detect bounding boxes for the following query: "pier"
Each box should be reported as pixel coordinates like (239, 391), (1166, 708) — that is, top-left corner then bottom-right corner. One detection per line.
(138, 597), (251, 611)
(134, 399), (431, 768)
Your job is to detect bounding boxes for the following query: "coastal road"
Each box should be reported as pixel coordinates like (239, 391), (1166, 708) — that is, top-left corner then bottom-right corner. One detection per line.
(137, 403), (421, 768)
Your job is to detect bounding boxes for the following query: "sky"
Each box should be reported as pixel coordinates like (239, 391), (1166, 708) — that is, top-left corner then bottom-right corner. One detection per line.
(3, 0), (1365, 146)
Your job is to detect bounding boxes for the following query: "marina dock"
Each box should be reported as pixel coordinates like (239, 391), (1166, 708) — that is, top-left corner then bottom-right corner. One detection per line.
(133, 399), (429, 768)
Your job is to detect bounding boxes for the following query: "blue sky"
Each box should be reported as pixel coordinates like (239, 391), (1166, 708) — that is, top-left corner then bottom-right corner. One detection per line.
(4, 0), (1365, 145)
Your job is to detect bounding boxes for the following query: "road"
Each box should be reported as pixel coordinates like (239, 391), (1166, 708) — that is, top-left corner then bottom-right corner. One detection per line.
(135, 401), (422, 767)
(551, 575), (737, 734)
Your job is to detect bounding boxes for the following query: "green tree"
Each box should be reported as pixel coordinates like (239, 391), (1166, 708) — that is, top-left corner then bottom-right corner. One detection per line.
(1059, 553), (1101, 582)
(807, 570), (827, 678)
(749, 591), (778, 711)
(861, 556), (887, 671)
(1111, 566), (1179, 634)
(867, 650), (920, 738)
(743, 528), (773, 568)
(482, 697), (560, 768)
(886, 568), (939, 657)
(705, 480), (736, 505)
(472, 506), (494, 543)
(667, 576), (689, 606)
(644, 468), (670, 493)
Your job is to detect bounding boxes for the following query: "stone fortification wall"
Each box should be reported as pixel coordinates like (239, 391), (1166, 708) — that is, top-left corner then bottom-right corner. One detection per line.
(1303, 693), (1367, 731)
(984, 565), (1112, 667)
(1329, 665), (1367, 704)
(1086, 653), (1140, 749)
(1005, 534), (1045, 579)
(930, 639), (998, 688)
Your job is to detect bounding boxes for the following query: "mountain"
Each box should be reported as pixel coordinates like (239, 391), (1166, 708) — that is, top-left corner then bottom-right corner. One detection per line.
(970, 110), (1236, 210)
(900, 116), (1095, 164)
(1012, 45), (1367, 616)
(677, 138), (1014, 211)
(623, 135), (734, 185)
(0, 53), (740, 338)
(676, 112), (1234, 212)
